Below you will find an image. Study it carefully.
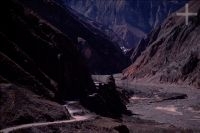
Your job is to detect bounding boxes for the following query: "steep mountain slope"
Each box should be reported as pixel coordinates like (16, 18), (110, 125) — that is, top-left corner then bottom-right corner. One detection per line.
(18, 0), (130, 74)
(123, 0), (200, 88)
(0, 0), (95, 100)
(65, 7), (128, 50)
(63, 0), (188, 48)
(0, 0), (95, 128)
(0, 84), (70, 129)
(130, 26), (162, 63)
(0, 0), (130, 129)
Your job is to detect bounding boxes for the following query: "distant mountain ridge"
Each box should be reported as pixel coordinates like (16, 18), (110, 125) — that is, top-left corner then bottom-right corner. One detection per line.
(61, 0), (188, 48)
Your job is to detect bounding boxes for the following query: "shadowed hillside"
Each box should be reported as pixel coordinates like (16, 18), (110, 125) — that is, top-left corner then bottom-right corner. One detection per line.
(18, 0), (130, 74)
(0, 0), (95, 128)
(0, 0), (130, 129)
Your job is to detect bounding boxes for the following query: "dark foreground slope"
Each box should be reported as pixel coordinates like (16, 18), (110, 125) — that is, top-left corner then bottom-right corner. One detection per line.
(0, 0), (95, 128)
(18, 0), (130, 74)
(0, 0), (130, 129)
(0, 84), (70, 129)
(0, 0), (95, 100)
(124, 0), (200, 88)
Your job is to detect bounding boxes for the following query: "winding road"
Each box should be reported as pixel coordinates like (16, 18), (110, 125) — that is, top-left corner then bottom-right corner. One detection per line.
(0, 101), (94, 133)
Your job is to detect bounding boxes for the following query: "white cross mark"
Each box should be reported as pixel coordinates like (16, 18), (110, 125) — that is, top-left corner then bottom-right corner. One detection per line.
(176, 3), (197, 26)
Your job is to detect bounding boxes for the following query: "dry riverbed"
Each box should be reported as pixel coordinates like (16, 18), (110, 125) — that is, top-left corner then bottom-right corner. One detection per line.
(93, 74), (200, 132)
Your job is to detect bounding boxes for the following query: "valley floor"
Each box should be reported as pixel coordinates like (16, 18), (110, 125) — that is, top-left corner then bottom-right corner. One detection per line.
(1, 75), (200, 133)
(93, 74), (200, 131)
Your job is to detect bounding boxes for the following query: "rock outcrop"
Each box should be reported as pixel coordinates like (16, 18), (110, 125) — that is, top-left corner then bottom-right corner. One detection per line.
(123, 0), (200, 88)
(114, 125), (130, 133)
(83, 76), (129, 118)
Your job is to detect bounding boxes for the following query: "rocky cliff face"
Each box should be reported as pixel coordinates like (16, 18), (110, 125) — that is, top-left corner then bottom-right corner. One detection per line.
(18, 0), (130, 74)
(62, 0), (188, 48)
(123, 0), (200, 88)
